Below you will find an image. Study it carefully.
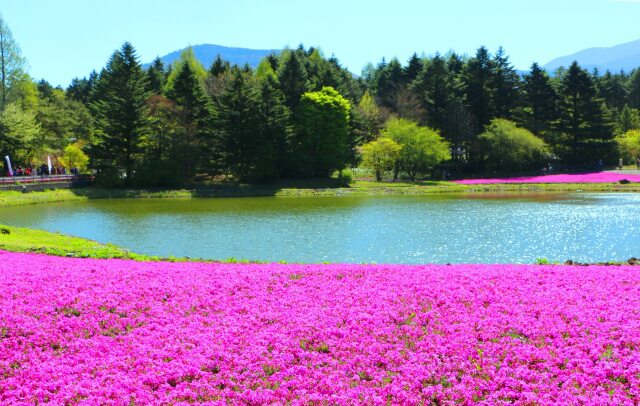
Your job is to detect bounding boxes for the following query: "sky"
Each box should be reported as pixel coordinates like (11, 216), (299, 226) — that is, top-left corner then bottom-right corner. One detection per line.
(2, 0), (640, 86)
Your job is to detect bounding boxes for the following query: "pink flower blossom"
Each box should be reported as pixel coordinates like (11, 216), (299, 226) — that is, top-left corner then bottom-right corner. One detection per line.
(0, 251), (639, 404)
(455, 172), (640, 185)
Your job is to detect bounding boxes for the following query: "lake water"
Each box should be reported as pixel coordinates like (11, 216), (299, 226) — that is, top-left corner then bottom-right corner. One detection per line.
(1, 193), (639, 263)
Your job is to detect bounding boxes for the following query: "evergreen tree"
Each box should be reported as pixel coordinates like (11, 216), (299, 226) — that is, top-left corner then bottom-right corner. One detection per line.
(492, 47), (520, 119)
(256, 61), (293, 179)
(277, 50), (310, 113)
(90, 42), (148, 185)
(598, 71), (628, 112)
(217, 69), (264, 181)
(146, 57), (166, 94)
(404, 53), (423, 85)
(209, 55), (230, 77)
(413, 54), (453, 133)
(166, 61), (215, 179)
(628, 69), (640, 109)
(521, 62), (558, 134)
(373, 58), (404, 110)
(615, 105), (640, 135)
(463, 47), (496, 131)
(555, 62), (615, 164)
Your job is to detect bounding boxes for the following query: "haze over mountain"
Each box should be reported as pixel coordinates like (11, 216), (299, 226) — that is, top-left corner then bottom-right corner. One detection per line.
(543, 39), (640, 74)
(149, 44), (280, 69)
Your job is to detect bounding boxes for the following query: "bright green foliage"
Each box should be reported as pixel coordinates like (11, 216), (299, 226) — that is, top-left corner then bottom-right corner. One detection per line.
(0, 14), (26, 109)
(615, 130), (640, 164)
(36, 88), (91, 153)
(59, 144), (89, 171)
(294, 87), (351, 177)
(0, 102), (40, 161)
(360, 138), (402, 181)
(8, 72), (38, 110)
(165, 47), (208, 93)
(381, 118), (450, 181)
(90, 42), (149, 185)
(479, 119), (548, 173)
(353, 91), (384, 144)
(615, 105), (640, 135)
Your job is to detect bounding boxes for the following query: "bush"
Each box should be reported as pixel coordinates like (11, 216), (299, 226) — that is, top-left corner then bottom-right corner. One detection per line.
(359, 138), (402, 181)
(480, 119), (548, 173)
(333, 168), (354, 186)
(615, 129), (640, 164)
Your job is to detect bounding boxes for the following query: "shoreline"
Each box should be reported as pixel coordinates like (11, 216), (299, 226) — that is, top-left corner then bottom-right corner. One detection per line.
(1, 180), (640, 208)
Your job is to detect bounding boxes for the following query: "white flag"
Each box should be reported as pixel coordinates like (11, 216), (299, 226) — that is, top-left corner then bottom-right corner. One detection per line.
(47, 155), (52, 175)
(5, 156), (12, 177)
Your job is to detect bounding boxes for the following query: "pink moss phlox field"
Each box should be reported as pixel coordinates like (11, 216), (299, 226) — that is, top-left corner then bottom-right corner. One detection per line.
(455, 172), (640, 185)
(1, 252), (640, 404)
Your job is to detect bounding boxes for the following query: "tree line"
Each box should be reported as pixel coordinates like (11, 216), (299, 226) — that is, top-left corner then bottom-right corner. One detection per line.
(2, 13), (640, 186)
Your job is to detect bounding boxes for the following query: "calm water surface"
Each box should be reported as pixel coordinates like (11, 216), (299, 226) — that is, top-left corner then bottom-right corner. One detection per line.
(1, 193), (639, 263)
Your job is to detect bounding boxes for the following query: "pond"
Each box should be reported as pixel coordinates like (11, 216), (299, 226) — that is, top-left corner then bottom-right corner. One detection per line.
(1, 193), (639, 263)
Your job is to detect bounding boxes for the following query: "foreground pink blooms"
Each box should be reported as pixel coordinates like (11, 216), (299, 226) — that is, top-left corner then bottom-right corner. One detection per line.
(1, 252), (640, 404)
(455, 171), (640, 184)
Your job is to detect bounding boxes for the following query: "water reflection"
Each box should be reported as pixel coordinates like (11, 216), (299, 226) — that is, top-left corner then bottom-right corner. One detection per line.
(0, 193), (638, 264)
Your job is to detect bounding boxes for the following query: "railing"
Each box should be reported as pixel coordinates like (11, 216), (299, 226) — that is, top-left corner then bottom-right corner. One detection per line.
(0, 174), (94, 185)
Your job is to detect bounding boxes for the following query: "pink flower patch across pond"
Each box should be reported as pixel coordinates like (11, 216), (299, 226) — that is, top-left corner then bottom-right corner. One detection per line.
(1, 251), (640, 404)
(455, 172), (640, 184)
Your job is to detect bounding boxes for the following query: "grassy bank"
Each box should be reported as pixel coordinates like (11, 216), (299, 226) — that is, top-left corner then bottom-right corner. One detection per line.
(2, 180), (640, 208)
(0, 224), (152, 260)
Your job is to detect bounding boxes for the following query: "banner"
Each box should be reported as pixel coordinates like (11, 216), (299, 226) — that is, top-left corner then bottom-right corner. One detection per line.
(47, 155), (52, 175)
(4, 156), (12, 177)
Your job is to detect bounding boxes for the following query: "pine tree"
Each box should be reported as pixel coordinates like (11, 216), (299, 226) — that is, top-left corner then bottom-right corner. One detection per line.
(404, 53), (423, 85)
(598, 71), (628, 113)
(146, 57), (166, 94)
(277, 50), (310, 113)
(166, 61), (215, 179)
(492, 47), (520, 119)
(217, 69), (264, 181)
(413, 54), (453, 133)
(256, 61), (293, 179)
(463, 47), (496, 131)
(555, 62), (615, 164)
(209, 55), (230, 78)
(628, 69), (640, 109)
(90, 42), (148, 185)
(521, 62), (558, 134)
(615, 105), (640, 135)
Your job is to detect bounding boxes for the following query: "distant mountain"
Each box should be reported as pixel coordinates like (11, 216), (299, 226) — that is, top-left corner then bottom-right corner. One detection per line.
(543, 39), (640, 74)
(147, 44), (280, 70)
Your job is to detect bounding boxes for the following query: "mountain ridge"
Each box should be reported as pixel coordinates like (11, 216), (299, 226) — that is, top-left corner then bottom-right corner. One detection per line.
(146, 44), (280, 70)
(543, 39), (640, 73)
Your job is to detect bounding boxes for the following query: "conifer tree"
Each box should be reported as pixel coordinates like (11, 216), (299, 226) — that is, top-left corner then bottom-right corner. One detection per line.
(492, 47), (520, 119)
(522, 62), (558, 134)
(166, 61), (215, 178)
(90, 42), (148, 185)
(217, 69), (264, 181)
(146, 57), (166, 94)
(555, 62), (615, 164)
(256, 61), (292, 179)
(463, 47), (496, 131)
(277, 50), (310, 114)
(404, 53), (423, 85)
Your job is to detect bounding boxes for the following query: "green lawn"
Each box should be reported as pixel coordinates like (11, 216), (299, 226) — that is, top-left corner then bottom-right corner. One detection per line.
(0, 224), (151, 259)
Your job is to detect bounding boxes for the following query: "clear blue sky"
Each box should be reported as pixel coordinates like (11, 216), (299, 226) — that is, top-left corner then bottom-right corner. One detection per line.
(3, 0), (640, 86)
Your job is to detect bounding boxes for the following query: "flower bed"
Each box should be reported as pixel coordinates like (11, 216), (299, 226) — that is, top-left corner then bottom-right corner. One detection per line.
(455, 172), (640, 185)
(1, 252), (639, 404)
